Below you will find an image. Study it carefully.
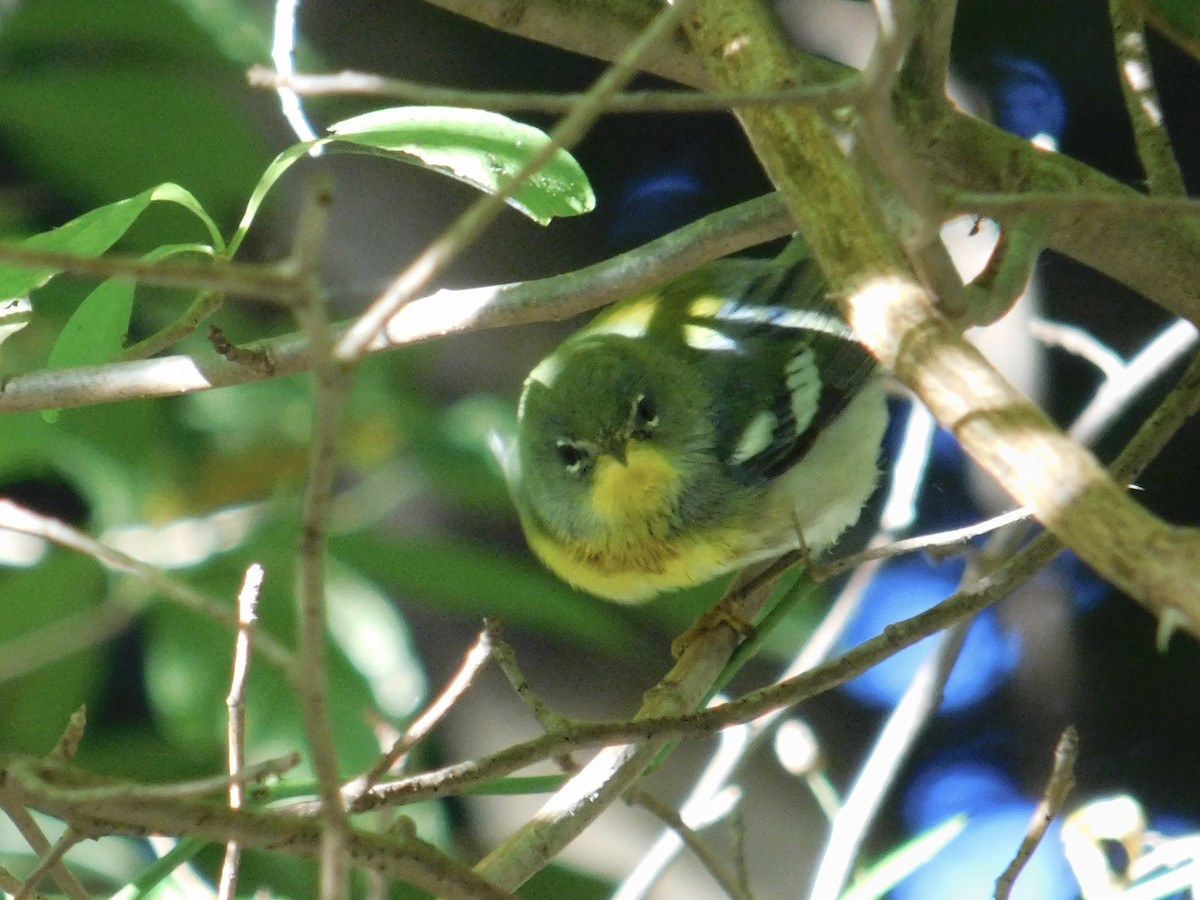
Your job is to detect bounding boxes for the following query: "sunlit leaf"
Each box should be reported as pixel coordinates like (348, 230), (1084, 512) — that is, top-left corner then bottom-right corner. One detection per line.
(228, 140), (320, 257)
(0, 188), (156, 300)
(150, 183), (226, 255)
(46, 278), (135, 371)
(329, 106), (595, 225)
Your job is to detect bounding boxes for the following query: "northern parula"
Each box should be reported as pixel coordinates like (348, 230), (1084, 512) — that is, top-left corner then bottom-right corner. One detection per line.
(502, 239), (888, 602)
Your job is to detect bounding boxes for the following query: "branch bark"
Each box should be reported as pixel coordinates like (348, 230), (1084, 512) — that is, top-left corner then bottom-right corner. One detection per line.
(425, 0), (1200, 329)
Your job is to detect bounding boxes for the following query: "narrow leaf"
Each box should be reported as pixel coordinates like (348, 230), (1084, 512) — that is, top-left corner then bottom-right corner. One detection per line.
(0, 187), (156, 299)
(150, 183), (226, 255)
(329, 106), (595, 225)
(228, 139), (323, 257)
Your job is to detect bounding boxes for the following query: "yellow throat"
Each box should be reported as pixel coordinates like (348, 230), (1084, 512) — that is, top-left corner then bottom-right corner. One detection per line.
(589, 442), (678, 524)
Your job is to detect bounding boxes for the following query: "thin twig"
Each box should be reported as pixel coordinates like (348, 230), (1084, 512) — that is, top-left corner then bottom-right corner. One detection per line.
(1030, 318), (1127, 380)
(48, 707), (88, 764)
(219, 563), (265, 900)
(624, 788), (751, 900)
(819, 506), (1033, 579)
(0, 243), (298, 302)
(1071, 319), (1199, 447)
(270, 0), (320, 145)
(287, 178), (353, 900)
(806, 619), (972, 900)
(486, 619), (573, 733)
(0, 500), (294, 671)
(344, 544), (1044, 813)
(1109, 0), (1187, 197)
(0, 866), (23, 894)
(334, 0), (698, 362)
(615, 700), (751, 900)
(14, 827), (83, 900)
(0, 793), (90, 900)
(993, 727), (1079, 900)
(953, 190), (1200, 219)
(247, 65), (860, 113)
(344, 625), (494, 804)
(121, 290), (225, 360)
(0, 193), (793, 414)
(962, 227), (1043, 326)
(858, 0), (968, 319)
(9, 755), (300, 804)
(4, 761), (515, 900)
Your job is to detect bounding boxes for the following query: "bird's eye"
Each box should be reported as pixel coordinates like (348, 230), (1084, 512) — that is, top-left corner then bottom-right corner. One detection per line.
(554, 439), (590, 474)
(631, 393), (658, 436)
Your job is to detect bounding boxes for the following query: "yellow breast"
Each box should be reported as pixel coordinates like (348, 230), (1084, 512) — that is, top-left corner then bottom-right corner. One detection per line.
(526, 443), (752, 602)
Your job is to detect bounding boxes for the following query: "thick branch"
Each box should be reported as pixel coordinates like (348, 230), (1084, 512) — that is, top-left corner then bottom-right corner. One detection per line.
(424, 0), (1200, 328)
(674, 0), (1200, 630)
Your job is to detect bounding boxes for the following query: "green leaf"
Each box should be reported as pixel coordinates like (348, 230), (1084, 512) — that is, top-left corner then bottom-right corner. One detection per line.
(46, 278), (135, 371)
(331, 532), (655, 659)
(0, 187), (156, 300)
(150, 183), (226, 255)
(841, 814), (968, 900)
(228, 140), (321, 257)
(167, 0), (277, 66)
(41, 277), (135, 423)
(328, 106), (595, 225)
(0, 551), (108, 754)
(143, 532), (427, 776)
(0, 182), (221, 302)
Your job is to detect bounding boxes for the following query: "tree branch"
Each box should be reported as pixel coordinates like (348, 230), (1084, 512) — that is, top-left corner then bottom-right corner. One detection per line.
(423, 0), (1200, 328)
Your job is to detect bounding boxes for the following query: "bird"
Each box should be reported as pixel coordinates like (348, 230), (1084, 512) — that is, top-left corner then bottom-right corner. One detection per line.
(498, 238), (889, 602)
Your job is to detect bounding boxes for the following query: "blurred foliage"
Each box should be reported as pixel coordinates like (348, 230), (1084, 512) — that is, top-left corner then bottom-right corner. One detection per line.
(0, 0), (604, 894)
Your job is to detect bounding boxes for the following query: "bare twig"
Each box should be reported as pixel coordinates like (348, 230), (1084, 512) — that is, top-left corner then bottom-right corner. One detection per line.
(1030, 318), (1127, 379)
(219, 563), (265, 900)
(0, 866), (23, 894)
(1130, 0), (1200, 64)
(121, 290), (225, 360)
(858, 0), (968, 319)
(287, 179), (353, 900)
(334, 0), (697, 362)
(487, 619), (573, 733)
(807, 620), (972, 900)
(9, 755), (300, 804)
(962, 227), (1043, 326)
(1109, 0), (1187, 197)
(208, 326), (276, 375)
(48, 707), (88, 764)
(14, 827), (83, 900)
(624, 788), (751, 900)
(3, 760), (515, 900)
(993, 727), (1079, 900)
(0, 794), (89, 900)
(0, 500), (294, 671)
(270, 0), (320, 145)
(0, 193), (792, 414)
(0, 243), (298, 302)
(344, 625), (494, 804)
(819, 506), (1033, 579)
(1069, 318), (1198, 446)
(247, 64), (860, 113)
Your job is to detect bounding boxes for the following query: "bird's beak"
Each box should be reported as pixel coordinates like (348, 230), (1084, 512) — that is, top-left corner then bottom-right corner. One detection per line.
(604, 438), (629, 466)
